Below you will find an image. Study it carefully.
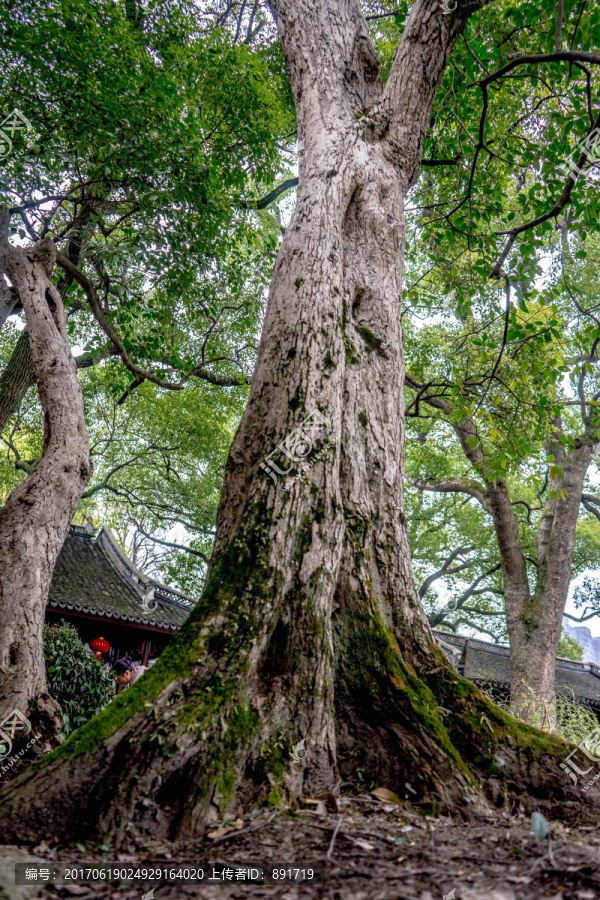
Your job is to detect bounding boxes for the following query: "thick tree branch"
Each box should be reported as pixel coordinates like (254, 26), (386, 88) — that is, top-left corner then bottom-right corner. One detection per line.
(240, 177), (298, 210)
(407, 475), (491, 512)
(381, 0), (494, 184)
(418, 546), (476, 599)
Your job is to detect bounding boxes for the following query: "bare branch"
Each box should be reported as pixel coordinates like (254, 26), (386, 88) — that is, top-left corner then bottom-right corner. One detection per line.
(407, 475), (491, 511)
(132, 521), (211, 565)
(418, 546), (476, 599)
(55, 253), (249, 390)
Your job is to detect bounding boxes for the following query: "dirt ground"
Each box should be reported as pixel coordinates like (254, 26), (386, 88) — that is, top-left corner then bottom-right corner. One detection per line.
(1, 793), (599, 900)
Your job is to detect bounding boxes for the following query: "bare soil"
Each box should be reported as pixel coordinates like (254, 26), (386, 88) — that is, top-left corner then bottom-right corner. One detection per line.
(3, 794), (600, 900)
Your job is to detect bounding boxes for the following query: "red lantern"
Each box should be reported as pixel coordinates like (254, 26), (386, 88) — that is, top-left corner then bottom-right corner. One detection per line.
(90, 637), (110, 655)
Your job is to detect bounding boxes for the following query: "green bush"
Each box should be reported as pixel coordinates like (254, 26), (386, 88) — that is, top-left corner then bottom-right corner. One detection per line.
(555, 694), (599, 744)
(480, 683), (598, 742)
(43, 621), (115, 737)
(557, 629), (584, 662)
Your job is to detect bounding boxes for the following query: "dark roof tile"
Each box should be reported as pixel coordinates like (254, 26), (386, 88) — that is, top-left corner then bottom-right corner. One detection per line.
(434, 630), (600, 706)
(48, 527), (193, 631)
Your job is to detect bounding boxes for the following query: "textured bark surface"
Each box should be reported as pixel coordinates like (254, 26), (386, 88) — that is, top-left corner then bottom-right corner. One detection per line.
(0, 200), (86, 435)
(0, 0), (596, 847)
(0, 211), (92, 736)
(0, 328), (35, 436)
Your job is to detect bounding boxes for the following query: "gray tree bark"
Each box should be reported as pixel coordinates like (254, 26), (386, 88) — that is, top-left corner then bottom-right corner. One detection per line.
(0, 203), (91, 436)
(0, 208), (92, 737)
(0, 0), (594, 846)
(0, 328), (35, 434)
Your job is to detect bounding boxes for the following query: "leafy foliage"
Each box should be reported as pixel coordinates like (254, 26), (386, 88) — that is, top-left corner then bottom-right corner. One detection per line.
(0, 0), (296, 588)
(558, 629), (584, 662)
(481, 683), (597, 743)
(43, 622), (115, 738)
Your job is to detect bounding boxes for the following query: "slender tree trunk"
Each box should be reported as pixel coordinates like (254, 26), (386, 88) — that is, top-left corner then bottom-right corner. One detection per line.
(412, 391), (597, 725)
(0, 200), (88, 435)
(506, 443), (594, 726)
(0, 210), (92, 738)
(0, 0), (595, 845)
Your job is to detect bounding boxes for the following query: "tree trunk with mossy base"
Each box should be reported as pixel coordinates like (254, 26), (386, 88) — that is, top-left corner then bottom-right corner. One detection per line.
(0, 209), (92, 741)
(0, 0), (597, 844)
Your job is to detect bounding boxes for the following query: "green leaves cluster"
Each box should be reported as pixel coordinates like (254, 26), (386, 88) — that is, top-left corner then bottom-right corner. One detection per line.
(0, 0), (296, 590)
(44, 622), (115, 737)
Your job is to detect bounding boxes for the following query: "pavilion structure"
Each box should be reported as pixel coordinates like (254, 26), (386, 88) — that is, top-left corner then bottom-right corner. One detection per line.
(45, 524), (194, 667)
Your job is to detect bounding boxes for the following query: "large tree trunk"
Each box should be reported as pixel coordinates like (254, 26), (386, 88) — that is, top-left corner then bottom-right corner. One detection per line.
(0, 210), (92, 739)
(0, 0), (596, 844)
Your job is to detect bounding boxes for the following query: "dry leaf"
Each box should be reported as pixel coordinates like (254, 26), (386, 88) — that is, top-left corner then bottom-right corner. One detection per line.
(370, 787), (402, 804)
(353, 839), (375, 851)
(207, 818), (244, 840)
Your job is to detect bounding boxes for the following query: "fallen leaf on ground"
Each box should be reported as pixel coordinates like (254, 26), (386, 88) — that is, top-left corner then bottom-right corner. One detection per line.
(207, 818), (244, 839)
(353, 839), (375, 851)
(319, 792), (339, 813)
(370, 787), (402, 804)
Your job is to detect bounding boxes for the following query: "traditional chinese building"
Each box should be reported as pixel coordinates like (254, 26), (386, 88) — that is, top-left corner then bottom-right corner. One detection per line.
(45, 524), (194, 667)
(43, 529), (600, 718)
(435, 630), (600, 722)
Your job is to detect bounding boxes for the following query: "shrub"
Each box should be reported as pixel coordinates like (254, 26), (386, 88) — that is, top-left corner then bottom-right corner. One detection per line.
(555, 693), (599, 744)
(480, 683), (598, 742)
(43, 621), (115, 737)
(557, 629), (584, 662)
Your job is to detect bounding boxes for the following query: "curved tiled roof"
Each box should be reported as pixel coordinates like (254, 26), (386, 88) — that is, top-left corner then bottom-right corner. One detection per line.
(47, 525), (194, 631)
(434, 630), (600, 708)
